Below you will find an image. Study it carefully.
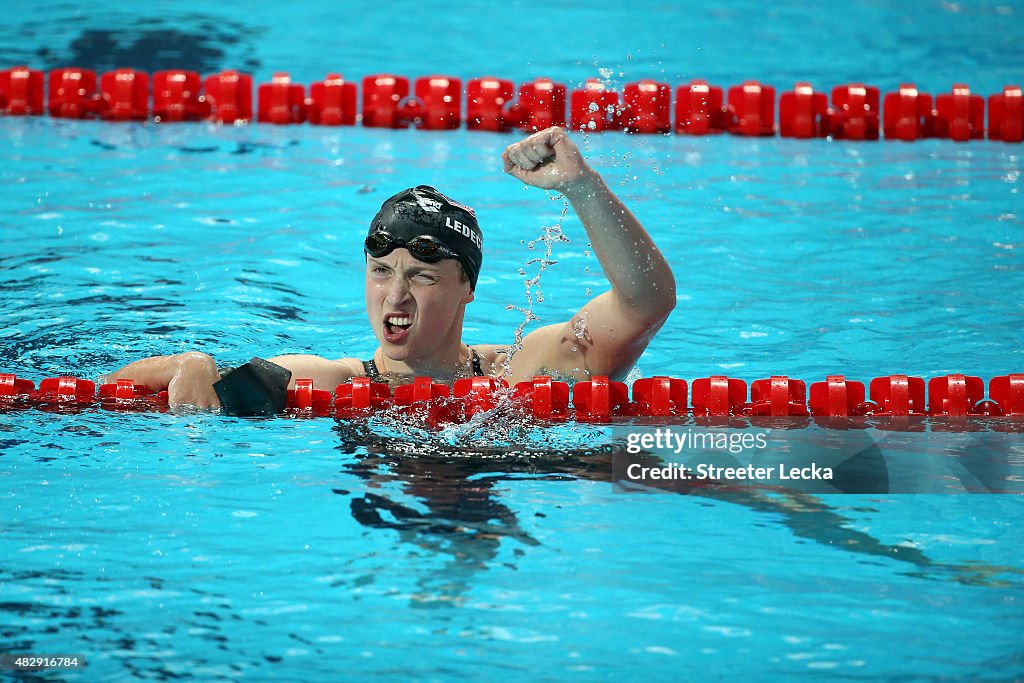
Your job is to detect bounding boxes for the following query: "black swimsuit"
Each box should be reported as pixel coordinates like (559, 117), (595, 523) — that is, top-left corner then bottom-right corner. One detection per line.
(362, 348), (485, 382)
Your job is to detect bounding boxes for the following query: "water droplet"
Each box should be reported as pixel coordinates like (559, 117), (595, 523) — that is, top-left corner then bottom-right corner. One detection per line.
(573, 311), (590, 341)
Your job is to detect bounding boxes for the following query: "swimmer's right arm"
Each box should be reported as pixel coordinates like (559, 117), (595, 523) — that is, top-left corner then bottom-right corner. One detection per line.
(103, 351), (221, 408)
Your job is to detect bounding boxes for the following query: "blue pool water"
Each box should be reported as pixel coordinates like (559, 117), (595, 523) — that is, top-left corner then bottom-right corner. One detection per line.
(2, 1), (1024, 680)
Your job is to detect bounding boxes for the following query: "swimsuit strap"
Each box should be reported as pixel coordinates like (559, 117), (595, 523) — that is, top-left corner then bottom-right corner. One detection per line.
(363, 348), (486, 381)
(362, 359), (384, 383)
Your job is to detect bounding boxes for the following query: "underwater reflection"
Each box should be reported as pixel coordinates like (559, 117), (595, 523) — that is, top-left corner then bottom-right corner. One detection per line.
(332, 414), (1021, 603)
(331, 414), (610, 607)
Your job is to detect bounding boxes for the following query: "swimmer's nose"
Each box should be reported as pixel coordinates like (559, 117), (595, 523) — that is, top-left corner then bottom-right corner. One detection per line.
(384, 277), (411, 306)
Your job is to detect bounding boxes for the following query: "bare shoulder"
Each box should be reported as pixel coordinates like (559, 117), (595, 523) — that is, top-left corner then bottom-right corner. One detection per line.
(269, 354), (364, 389)
(332, 357), (367, 375)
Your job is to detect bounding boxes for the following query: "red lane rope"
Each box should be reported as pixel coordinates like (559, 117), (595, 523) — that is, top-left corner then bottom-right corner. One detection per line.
(0, 66), (1021, 141)
(3, 372), (1022, 423)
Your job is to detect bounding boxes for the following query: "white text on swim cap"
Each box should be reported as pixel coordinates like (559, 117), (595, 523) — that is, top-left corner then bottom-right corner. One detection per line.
(416, 196), (442, 213)
(446, 217), (482, 248)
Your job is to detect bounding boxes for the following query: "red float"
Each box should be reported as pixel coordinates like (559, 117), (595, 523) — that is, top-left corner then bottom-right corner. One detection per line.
(934, 84), (985, 142)
(407, 76), (462, 130)
(570, 78), (621, 132)
(512, 376), (571, 420)
(2, 369), (1024, 425)
(674, 80), (727, 135)
(4, 64), (1022, 145)
(361, 74), (410, 128)
(37, 377), (96, 406)
(989, 374), (1024, 416)
(3, 63), (1023, 146)
(98, 378), (154, 401)
(308, 74), (357, 126)
(284, 379), (334, 416)
(691, 376), (747, 417)
(927, 373), (985, 416)
(631, 377), (687, 416)
(827, 83), (884, 140)
(808, 375), (866, 417)
(394, 376), (456, 425)
(726, 81), (775, 136)
(152, 70), (207, 122)
(883, 84), (935, 141)
(203, 70), (253, 124)
(394, 376), (447, 404)
(572, 376), (630, 422)
(779, 83), (828, 138)
(513, 78), (567, 132)
(0, 66), (45, 115)
(97, 379), (168, 412)
(988, 86), (1022, 142)
(621, 79), (671, 134)
(257, 72), (305, 125)
(869, 375), (927, 416)
(467, 77), (515, 132)
(0, 373), (35, 402)
(453, 376), (508, 418)
(829, 84), (880, 140)
(98, 68), (149, 121)
(48, 68), (97, 118)
(749, 376), (809, 416)
(334, 377), (391, 417)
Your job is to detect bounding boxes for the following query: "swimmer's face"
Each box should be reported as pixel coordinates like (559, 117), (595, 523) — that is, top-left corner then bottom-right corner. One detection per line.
(365, 249), (474, 364)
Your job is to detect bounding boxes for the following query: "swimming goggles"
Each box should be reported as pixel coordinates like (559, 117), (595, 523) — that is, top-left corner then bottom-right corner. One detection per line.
(364, 231), (461, 262)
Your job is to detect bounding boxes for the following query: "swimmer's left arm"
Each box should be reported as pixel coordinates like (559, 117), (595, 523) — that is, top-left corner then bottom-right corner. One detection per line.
(502, 127), (676, 379)
(103, 352), (221, 408)
(267, 354), (361, 389)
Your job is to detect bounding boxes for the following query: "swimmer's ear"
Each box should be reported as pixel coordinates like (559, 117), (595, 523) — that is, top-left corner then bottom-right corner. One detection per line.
(462, 287), (475, 305)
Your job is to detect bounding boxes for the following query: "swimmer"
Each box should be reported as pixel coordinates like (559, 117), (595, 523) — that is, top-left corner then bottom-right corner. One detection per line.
(105, 127), (676, 408)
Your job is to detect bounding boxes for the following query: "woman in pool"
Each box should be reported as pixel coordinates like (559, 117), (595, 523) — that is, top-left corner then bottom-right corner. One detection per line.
(106, 126), (677, 408)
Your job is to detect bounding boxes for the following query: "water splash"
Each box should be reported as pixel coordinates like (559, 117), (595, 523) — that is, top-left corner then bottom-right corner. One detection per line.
(572, 310), (590, 341)
(345, 387), (612, 458)
(496, 198), (571, 380)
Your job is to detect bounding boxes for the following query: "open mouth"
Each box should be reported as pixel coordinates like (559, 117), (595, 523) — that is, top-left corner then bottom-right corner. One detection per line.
(383, 313), (413, 341)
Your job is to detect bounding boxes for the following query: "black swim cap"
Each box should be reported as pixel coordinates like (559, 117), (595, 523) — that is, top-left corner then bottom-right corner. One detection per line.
(367, 185), (483, 289)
